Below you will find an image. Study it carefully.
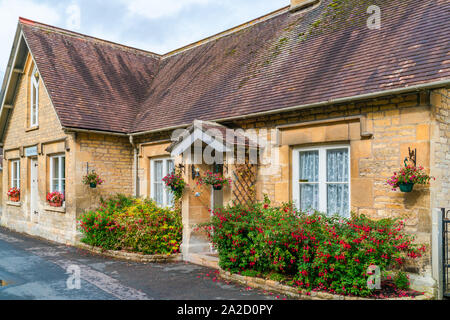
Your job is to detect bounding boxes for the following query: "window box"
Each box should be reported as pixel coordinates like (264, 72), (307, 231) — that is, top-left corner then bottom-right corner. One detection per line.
(9, 195), (20, 202)
(49, 200), (63, 207)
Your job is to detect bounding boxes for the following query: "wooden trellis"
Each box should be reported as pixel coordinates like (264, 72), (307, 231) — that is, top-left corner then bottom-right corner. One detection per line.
(232, 163), (257, 206)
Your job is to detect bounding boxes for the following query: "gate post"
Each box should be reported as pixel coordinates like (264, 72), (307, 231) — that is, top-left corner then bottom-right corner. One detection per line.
(432, 208), (444, 299)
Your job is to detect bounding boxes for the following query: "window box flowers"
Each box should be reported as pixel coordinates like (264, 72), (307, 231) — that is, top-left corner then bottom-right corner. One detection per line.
(199, 171), (231, 191)
(386, 164), (434, 192)
(47, 191), (64, 207)
(7, 187), (20, 202)
(83, 170), (104, 188)
(162, 171), (186, 200)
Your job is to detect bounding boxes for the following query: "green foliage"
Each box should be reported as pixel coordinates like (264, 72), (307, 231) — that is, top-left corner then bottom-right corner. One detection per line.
(394, 271), (410, 290)
(200, 201), (425, 297)
(78, 194), (182, 255)
(269, 273), (286, 283)
(241, 270), (261, 278)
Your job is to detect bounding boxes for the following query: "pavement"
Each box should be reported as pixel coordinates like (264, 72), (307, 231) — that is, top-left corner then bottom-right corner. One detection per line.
(0, 226), (288, 300)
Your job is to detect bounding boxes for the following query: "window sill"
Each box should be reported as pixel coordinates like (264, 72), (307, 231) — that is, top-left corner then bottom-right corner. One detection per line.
(44, 205), (66, 213)
(26, 126), (39, 132)
(6, 201), (21, 207)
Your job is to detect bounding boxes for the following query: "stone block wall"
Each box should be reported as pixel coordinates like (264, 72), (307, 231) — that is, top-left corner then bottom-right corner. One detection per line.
(226, 91), (437, 274)
(0, 53), (75, 243)
(73, 132), (134, 216)
(430, 88), (450, 210)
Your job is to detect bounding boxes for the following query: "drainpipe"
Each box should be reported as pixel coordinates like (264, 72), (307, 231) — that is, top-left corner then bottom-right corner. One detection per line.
(129, 135), (139, 197)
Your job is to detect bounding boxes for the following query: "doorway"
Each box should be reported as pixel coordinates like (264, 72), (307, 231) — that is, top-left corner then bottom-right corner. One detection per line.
(30, 158), (39, 223)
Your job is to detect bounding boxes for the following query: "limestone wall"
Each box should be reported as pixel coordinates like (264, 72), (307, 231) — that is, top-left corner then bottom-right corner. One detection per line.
(1, 53), (76, 244)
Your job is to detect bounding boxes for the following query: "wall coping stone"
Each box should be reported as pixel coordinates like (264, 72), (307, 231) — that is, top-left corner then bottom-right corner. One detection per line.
(76, 242), (181, 263)
(218, 270), (435, 300)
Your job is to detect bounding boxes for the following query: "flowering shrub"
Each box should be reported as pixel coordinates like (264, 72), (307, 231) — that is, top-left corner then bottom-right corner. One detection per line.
(7, 187), (20, 198)
(46, 191), (64, 204)
(162, 170), (186, 200)
(199, 171), (232, 189)
(78, 194), (182, 255)
(201, 201), (425, 297)
(386, 164), (434, 191)
(82, 170), (104, 186)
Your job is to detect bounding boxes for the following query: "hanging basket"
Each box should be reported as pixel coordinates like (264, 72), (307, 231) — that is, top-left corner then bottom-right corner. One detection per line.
(399, 183), (414, 193)
(89, 182), (97, 189)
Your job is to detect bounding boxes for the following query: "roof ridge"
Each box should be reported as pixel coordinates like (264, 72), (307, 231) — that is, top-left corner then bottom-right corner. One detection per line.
(18, 17), (162, 59)
(161, 6), (290, 58)
(18, 5), (290, 62)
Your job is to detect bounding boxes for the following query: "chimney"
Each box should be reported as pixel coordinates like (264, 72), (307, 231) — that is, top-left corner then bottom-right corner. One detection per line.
(290, 0), (320, 12)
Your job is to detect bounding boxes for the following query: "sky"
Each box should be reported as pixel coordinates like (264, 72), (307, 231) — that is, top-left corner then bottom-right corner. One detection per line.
(0, 0), (289, 80)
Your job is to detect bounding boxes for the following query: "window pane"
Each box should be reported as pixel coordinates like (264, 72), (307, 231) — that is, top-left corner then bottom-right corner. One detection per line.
(155, 183), (163, 205)
(327, 184), (349, 217)
(327, 148), (348, 182)
(299, 151), (319, 182)
(12, 161), (19, 188)
(61, 157), (65, 179)
(61, 157), (66, 194)
(52, 157), (59, 180)
(52, 179), (59, 193)
(299, 184), (319, 212)
(31, 85), (37, 125)
(167, 160), (174, 175)
(154, 161), (163, 180)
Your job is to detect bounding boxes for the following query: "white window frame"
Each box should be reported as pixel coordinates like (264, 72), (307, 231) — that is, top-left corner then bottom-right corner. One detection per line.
(30, 65), (39, 127)
(292, 144), (351, 217)
(10, 159), (20, 189)
(150, 157), (175, 207)
(50, 154), (65, 194)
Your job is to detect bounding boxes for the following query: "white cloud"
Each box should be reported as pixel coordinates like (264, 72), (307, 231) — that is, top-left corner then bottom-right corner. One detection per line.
(120, 0), (211, 20)
(66, 3), (81, 31)
(0, 0), (61, 79)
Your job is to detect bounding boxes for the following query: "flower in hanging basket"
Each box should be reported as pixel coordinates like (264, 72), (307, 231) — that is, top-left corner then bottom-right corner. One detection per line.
(198, 171), (232, 190)
(7, 187), (20, 202)
(386, 164), (434, 192)
(46, 191), (64, 207)
(83, 170), (104, 188)
(162, 170), (186, 200)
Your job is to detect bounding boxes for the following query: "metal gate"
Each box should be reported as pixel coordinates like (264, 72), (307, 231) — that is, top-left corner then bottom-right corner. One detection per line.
(443, 208), (450, 298)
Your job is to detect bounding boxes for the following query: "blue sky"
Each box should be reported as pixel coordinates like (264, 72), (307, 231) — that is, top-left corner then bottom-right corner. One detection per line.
(0, 0), (289, 79)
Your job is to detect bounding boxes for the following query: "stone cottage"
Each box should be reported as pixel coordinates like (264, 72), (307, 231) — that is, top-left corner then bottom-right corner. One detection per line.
(0, 0), (448, 295)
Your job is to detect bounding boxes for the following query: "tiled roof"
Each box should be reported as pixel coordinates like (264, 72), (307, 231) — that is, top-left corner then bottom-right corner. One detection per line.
(21, 19), (160, 133)
(19, 0), (450, 134)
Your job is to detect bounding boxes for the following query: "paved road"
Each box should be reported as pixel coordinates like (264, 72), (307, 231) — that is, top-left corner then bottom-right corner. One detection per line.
(0, 227), (286, 300)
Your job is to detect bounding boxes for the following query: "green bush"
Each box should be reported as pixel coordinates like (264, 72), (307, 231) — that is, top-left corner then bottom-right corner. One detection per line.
(201, 201), (425, 297)
(394, 271), (410, 290)
(78, 194), (182, 255)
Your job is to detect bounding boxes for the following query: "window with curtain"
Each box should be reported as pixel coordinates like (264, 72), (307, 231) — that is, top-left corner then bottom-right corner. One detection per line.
(151, 158), (174, 207)
(30, 65), (39, 127)
(293, 145), (350, 217)
(50, 155), (65, 195)
(11, 160), (20, 189)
